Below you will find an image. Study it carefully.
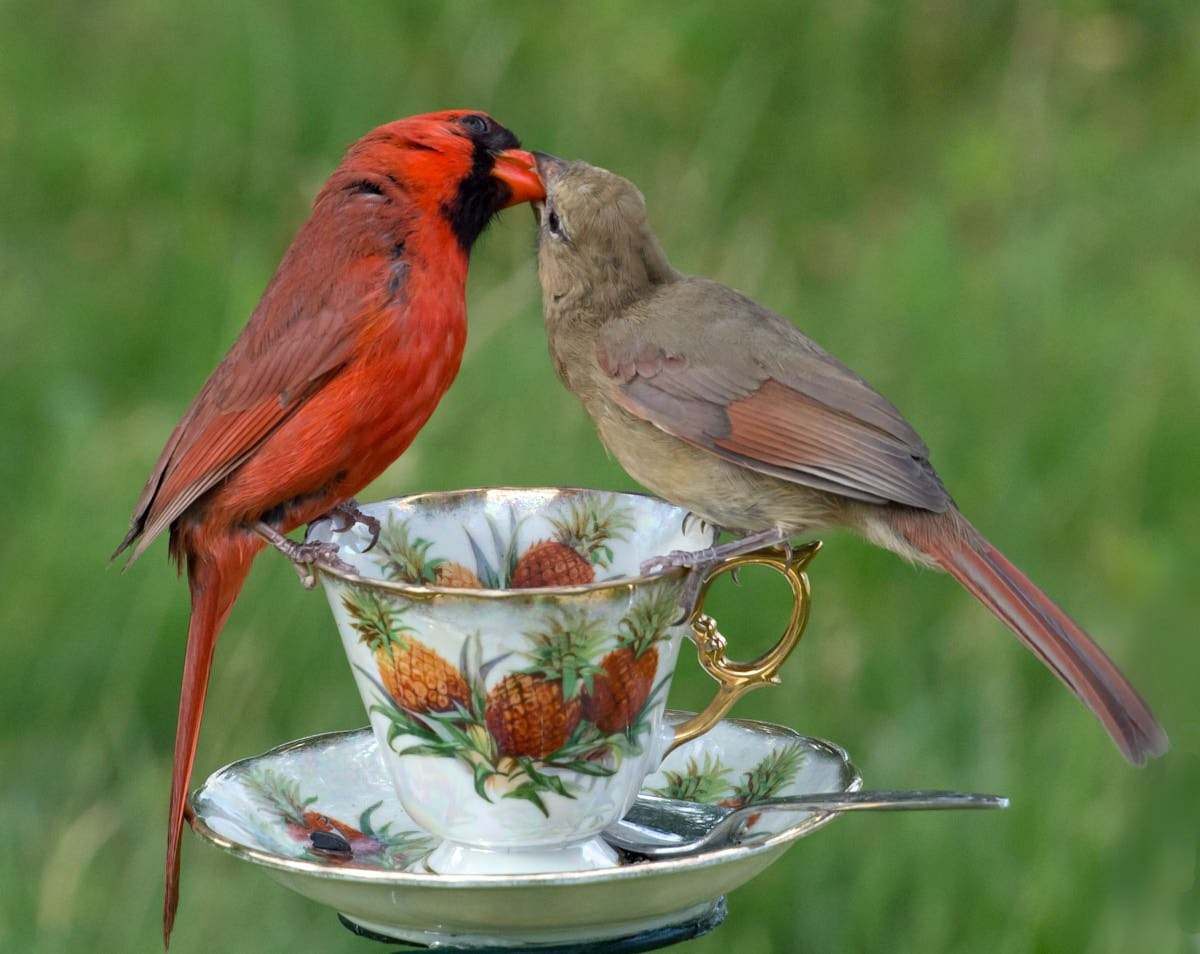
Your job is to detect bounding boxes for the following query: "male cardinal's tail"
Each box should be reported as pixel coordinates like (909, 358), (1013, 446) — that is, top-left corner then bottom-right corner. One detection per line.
(901, 512), (1167, 766)
(163, 540), (254, 948)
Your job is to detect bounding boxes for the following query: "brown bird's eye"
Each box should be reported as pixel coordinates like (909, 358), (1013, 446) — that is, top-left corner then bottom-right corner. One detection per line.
(460, 114), (489, 134)
(547, 210), (562, 235)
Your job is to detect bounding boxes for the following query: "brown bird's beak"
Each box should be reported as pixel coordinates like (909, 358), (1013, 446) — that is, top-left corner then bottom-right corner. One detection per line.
(529, 153), (567, 219)
(533, 152), (568, 187)
(492, 149), (545, 207)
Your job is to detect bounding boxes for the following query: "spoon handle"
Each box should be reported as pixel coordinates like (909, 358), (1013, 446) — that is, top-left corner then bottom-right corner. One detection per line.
(711, 789), (1006, 847)
(718, 789), (1007, 838)
(755, 789), (1007, 813)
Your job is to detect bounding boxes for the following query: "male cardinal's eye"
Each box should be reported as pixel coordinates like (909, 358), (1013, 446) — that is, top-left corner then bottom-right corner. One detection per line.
(460, 114), (489, 134)
(547, 210), (562, 235)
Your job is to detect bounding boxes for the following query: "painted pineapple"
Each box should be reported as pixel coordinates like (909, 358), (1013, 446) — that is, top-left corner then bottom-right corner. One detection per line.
(341, 588), (469, 713)
(583, 585), (678, 732)
(432, 560), (482, 588)
(511, 495), (633, 588)
(485, 609), (606, 758)
(378, 517), (481, 588)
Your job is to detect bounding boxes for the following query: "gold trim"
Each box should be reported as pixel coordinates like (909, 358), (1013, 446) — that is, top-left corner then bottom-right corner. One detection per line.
(666, 542), (820, 754)
(302, 487), (705, 601)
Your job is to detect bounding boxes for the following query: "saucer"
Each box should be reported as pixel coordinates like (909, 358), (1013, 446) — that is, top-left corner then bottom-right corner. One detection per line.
(188, 711), (860, 948)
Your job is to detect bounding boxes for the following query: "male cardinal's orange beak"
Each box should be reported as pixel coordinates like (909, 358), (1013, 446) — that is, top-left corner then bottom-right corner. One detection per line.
(492, 149), (546, 207)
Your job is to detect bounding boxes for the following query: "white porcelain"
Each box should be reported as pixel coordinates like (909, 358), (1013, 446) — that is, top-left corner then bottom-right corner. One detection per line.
(189, 715), (861, 948)
(306, 488), (808, 875)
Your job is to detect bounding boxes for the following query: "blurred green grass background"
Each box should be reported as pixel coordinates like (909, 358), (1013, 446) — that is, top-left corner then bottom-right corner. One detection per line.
(2, 1), (1197, 951)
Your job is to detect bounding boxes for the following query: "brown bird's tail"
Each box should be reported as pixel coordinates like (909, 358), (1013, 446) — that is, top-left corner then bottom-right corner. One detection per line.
(901, 512), (1167, 766)
(163, 541), (254, 948)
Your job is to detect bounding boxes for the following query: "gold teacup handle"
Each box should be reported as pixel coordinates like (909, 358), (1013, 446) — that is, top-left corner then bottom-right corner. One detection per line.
(665, 541), (821, 755)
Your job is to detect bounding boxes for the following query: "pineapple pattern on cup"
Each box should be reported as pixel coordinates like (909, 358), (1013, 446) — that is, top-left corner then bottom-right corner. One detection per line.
(342, 587), (469, 714)
(243, 767), (434, 869)
(583, 583), (677, 733)
(485, 607), (606, 758)
(359, 582), (682, 816)
(511, 495), (634, 588)
(377, 516), (483, 589)
(376, 509), (525, 589)
(371, 495), (635, 591)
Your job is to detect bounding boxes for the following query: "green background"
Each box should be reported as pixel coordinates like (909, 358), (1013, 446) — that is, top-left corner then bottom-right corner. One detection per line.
(2, 2), (1197, 951)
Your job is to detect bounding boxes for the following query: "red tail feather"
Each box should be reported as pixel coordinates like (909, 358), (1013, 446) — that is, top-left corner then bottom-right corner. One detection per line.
(163, 544), (254, 948)
(908, 514), (1166, 765)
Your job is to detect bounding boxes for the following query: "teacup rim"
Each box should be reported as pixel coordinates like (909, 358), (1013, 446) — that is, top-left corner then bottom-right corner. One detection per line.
(307, 486), (705, 600)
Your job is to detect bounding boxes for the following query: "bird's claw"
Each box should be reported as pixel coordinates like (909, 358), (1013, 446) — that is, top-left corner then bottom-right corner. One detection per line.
(285, 541), (355, 589)
(319, 499), (382, 552)
(642, 529), (793, 623)
(255, 521), (355, 589)
(640, 548), (713, 577)
(675, 564), (713, 624)
(640, 550), (717, 623)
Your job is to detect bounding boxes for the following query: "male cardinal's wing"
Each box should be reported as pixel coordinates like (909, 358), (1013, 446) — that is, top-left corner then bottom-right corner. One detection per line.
(113, 220), (391, 565)
(598, 278), (952, 513)
(115, 304), (357, 565)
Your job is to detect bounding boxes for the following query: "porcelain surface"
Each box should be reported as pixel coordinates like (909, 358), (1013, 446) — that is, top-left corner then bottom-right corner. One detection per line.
(307, 489), (750, 872)
(189, 715), (860, 947)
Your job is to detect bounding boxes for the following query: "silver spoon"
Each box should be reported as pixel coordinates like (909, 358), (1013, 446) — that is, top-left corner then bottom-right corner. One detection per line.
(604, 790), (1009, 859)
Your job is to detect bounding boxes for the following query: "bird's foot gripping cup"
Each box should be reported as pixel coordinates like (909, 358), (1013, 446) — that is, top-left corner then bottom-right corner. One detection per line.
(254, 521), (355, 589)
(319, 498), (382, 552)
(640, 528), (794, 621)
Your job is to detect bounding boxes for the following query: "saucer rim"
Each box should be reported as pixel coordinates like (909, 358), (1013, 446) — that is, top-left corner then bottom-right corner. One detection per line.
(187, 715), (862, 889)
(304, 485), (718, 599)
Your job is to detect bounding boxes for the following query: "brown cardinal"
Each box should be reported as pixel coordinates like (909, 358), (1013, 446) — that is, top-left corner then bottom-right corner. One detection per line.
(113, 110), (543, 946)
(530, 155), (1166, 766)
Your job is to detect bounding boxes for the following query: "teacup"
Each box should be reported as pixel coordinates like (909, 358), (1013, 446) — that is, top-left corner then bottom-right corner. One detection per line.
(308, 488), (818, 875)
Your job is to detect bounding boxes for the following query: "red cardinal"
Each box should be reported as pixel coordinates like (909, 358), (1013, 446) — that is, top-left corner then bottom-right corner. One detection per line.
(112, 110), (544, 946)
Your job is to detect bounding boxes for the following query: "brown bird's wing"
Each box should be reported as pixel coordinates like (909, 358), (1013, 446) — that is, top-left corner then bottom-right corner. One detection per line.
(598, 278), (952, 512)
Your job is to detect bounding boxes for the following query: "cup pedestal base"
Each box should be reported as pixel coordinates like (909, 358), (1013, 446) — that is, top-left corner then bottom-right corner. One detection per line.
(425, 835), (620, 875)
(338, 898), (728, 950)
